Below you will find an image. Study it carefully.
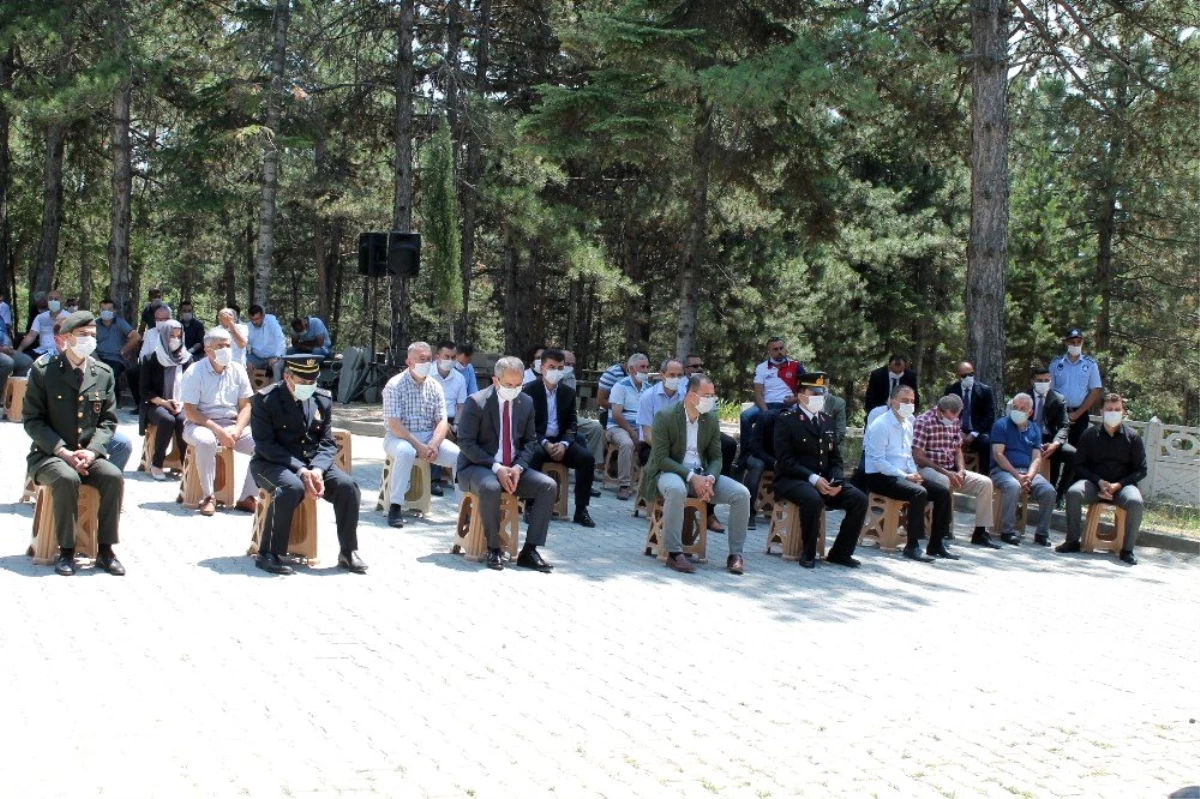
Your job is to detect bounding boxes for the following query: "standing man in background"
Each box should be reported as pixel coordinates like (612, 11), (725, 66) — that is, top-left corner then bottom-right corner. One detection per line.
(1050, 327), (1103, 448)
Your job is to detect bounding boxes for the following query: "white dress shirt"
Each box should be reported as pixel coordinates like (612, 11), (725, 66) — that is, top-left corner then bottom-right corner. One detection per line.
(864, 408), (917, 477)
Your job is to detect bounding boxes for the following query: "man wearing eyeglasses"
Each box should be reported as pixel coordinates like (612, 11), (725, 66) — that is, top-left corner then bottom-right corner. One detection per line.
(943, 360), (997, 474)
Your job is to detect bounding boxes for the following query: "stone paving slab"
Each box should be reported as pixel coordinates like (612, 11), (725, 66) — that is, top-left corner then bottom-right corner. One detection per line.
(0, 414), (1198, 798)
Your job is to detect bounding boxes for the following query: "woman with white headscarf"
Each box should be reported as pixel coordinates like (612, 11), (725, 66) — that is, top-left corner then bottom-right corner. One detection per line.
(140, 318), (192, 479)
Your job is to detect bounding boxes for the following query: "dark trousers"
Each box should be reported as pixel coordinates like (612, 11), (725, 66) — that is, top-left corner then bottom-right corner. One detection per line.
(250, 462), (360, 555)
(34, 458), (123, 549)
(1045, 439), (1077, 497)
(775, 480), (868, 561)
(100, 357), (136, 406)
(741, 456), (770, 517)
(864, 472), (952, 549)
(458, 464), (557, 550)
(964, 432), (992, 474)
(146, 404), (187, 468)
(720, 432), (737, 477)
(1066, 413), (1091, 447)
(530, 440), (595, 510)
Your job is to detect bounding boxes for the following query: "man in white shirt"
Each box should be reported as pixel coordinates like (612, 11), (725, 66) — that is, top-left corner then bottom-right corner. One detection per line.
(862, 383), (955, 562)
(217, 306), (250, 365)
(246, 304), (286, 382)
(431, 340), (468, 495)
(739, 337), (803, 465)
(180, 327), (259, 516)
(381, 341), (460, 527)
(606, 352), (650, 500)
(16, 290), (68, 357)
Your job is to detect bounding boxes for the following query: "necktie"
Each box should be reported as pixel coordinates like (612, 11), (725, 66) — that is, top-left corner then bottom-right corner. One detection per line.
(963, 389), (972, 432)
(1034, 396), (1043, 425)
(501, 400), (512, 466)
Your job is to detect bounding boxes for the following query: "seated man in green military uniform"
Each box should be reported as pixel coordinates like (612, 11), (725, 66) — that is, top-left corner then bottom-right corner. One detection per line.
(23, 311), (126, 576)
(248, 355), (366, 575)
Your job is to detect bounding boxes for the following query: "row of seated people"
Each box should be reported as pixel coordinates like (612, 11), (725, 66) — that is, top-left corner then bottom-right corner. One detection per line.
(0, 284), (335, 408)
(20, 310), (365, 576)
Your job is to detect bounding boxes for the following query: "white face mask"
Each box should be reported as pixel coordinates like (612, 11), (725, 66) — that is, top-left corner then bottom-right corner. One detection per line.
(532, 359), (541, 374)
(1009, 409), (1029, 425)
(70, 335), (97, 358)
(213, 348), (233, 367)
(806, 395), (826, 414)
(633, 372), (648, 384)
(411, 362), (432, 379)
(1067, 345), (1082, 357)
(543, 369), (564, 385)
(1103, 411), (1123, 428)
(960, 375), (975, 390)
(941, 414), (958, 427)
(896, 403), (915, 420)
(663, 376), (682, 392)
(1033, 380), (1051, 396)
(292, 382), (317, 401)
(100, 310), (115, 322)
(168, 338), (183, 352)
(47, 300), (62, 313)
(181, 313), (194, 323)
(562, 365), (574, 377)
(438, 358), (454, 374)
(695, 396), (717, 414)
(496, 384), (522, 402)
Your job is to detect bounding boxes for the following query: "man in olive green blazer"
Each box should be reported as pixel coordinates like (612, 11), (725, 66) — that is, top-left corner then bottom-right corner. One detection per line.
(24, 311), (125, 576)
(639, 373), (751, 574)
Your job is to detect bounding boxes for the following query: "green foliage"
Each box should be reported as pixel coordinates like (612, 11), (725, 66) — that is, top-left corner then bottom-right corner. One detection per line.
(420, 118), (462, 331)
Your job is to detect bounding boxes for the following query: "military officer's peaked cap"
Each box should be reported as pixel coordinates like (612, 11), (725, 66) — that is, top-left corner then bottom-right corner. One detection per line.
(59, 310), (96, 334)
(796, 370), (827, 389)
(282, 354), (322, 378)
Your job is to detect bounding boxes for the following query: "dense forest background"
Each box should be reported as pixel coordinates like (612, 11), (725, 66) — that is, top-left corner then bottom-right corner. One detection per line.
(0, 0), (1196, 424)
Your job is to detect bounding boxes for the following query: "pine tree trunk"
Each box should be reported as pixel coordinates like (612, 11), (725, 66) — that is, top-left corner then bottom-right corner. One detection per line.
(966, 0), (1010, 395)
(108, 0), (134, 323)
(455, 0), (491, 340)
(313, 140), (330, 322)
(675, 98), (713, 360)
(254, 0), (290, 309)
(34, 123), (67, 296)
(331, 217), (344, 340)
(0, 48), (11, 313)
(389, 0), (415, 365)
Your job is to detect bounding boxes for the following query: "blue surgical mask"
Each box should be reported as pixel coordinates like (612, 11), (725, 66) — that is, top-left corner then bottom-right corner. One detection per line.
(100, 310), (115, 322)
(293, 382), (317, 401)
(47, 300), (61, 313)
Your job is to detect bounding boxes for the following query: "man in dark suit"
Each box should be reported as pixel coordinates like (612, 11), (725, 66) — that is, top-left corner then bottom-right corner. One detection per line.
(249, 355), (366, 575)
(740, 408), (779, 531)
(774, 371), (868, 569)
(523, 348), (595, 528)
(457, 356), (558, 571)
(944, 360), (997, 474)
(864, 354), (919, 414)
(1030, 363), (1074, 501)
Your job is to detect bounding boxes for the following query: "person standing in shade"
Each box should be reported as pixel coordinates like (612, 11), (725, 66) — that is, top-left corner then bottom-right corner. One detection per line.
(773, 371), (868, 568)
(456, 357), (558, 572)
(864, 353), (920, 414)
(178, 300), (206, 359)
(1049, 327), (1103, 448)
(989, 393), (1057, 546)
(640, 373), (751, 574)
(862, 383), (956, 562)
(380, 341), (460, 527)
(23, 311), (126, 576)
(249, 356), (366, 575)
(1056, 393), (1146, 565)
(944, 361), (997, 474)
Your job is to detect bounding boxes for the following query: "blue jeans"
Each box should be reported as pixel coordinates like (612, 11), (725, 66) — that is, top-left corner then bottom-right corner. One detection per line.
(738, 402), (784, 461)
(108, 431), (133, 472)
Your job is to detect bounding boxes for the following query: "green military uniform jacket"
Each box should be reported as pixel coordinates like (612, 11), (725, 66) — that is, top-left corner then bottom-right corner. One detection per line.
(23, 353), (118, 475)
(638, 402), (723, 502)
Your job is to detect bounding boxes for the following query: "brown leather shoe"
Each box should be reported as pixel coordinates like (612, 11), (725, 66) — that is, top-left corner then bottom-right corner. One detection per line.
(707, 515), (726, 534)
(234, 496), (257, 513)
(199, 496), (216, 517)
(665, 553), (696, 573)
(616, 486), (632, 501)
(726, 554), (745, 575)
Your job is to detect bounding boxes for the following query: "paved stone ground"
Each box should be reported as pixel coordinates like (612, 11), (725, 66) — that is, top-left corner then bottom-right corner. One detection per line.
(1, 413), (1198, 798)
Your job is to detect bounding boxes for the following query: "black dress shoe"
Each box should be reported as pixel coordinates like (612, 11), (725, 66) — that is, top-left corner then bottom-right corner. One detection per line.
(590, 489), (601, 498)
(338, 550), (368, 573)
(387, 503), (406, 528)
(1119, 550), (1137, 565)
(96, 551), (126, 576)
(971, 531), (1002, 549)
(1034, 534), (1050, 546)
(255, 552), (294, 575)
(573, 509), (596, 528)
(928, 544), (961, 560)
(1055, 540), (1081, 553)
(486, 549), (504, 570)
(55, 553), (75, 576)
(747, 515), (757, 530)
(1000, 533), (1021, 546)
(825, 554), (860, 568)
(902, 546), (934, 563)
(944, 531), (955, 541)
(431, 483), (444, 497)
(25, 544), (34, 557)
(517, 548), (553, 572)
(798, 556), (816, 569)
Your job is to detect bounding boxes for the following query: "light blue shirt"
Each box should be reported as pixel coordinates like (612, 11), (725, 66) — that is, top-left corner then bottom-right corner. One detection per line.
(455, 361), (479, 395)
(864, 408), (917, 477)
(607, 375), (646, 429)
(1049, 353), (1102, 408)
(637, 381), (684, 441)
(293, 316), (330, 354)
(247, 313), (286, 359)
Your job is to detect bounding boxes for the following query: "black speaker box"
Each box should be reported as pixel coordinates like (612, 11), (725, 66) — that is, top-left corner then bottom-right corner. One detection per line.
(358, 232), (390, 277)
(388, 231), (421, 278)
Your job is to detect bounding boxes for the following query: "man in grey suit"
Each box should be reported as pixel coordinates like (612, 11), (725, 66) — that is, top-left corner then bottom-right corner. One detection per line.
(456, 356), (558, 572)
